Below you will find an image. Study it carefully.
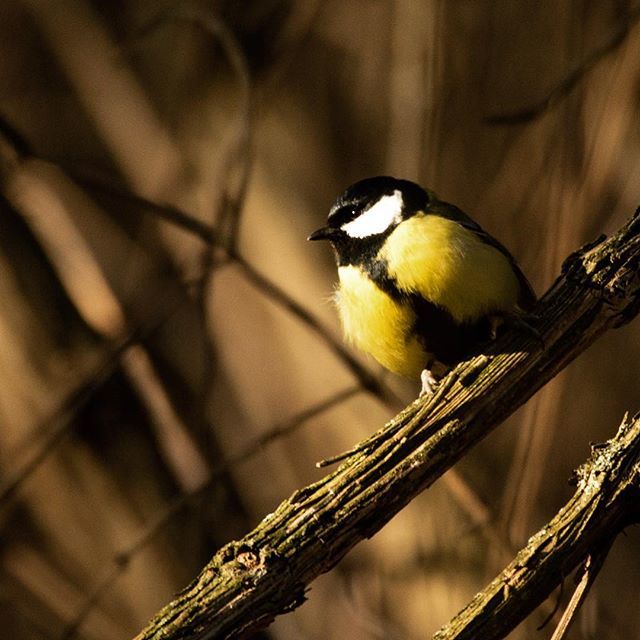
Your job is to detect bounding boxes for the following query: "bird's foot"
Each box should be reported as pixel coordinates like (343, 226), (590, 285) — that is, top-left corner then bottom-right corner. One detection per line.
(420, 369), (438, 396)
(419, 361), (449, 396)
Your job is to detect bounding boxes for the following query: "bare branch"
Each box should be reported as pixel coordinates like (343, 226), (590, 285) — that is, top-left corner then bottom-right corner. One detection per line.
(0, 285), (185, 511)
(434, 414), (639, 640)
(486, 6), (640, 125)
(133, 209), (640, 639)
(5, 117), (638, 639)
(61, 386), (361, 639)
(20, 158), (398, 405)
(0, 334), (136, 509)
(232, 253), (401, 405)
(131, 6), (253, 253)
(549, 539), (614, 640)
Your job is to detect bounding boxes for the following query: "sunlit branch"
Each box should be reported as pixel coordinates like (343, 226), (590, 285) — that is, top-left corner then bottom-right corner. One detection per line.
(133, 209), (640, 639)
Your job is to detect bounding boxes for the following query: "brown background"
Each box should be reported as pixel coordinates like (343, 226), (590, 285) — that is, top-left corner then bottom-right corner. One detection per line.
(1, 1), (639, 639)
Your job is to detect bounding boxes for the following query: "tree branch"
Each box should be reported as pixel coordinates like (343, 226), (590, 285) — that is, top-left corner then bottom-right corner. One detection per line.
(132, 207), (640, 640)
(485, 5), (640, 125)
(434, 412), (640, 640)
(549, 539), (614, 640)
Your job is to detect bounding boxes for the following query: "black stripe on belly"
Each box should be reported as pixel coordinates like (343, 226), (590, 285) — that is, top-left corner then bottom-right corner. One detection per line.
(365, 258), (491, 366)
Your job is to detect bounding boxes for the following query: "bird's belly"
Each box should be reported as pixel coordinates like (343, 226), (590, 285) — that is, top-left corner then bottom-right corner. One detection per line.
(336, 265), (427, 379)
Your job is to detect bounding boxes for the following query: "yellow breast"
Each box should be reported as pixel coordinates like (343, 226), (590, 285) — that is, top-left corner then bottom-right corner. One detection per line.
(379, 214), (520, 323)
(336, 265), (427, 378)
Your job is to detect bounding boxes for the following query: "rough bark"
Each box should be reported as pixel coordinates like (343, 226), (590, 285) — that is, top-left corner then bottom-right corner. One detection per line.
(134, 210), (640, 640)
(433, 412), (640, 639)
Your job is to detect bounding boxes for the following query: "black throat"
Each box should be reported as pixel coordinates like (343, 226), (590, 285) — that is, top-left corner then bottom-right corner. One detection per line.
(332, 231), (388, 268)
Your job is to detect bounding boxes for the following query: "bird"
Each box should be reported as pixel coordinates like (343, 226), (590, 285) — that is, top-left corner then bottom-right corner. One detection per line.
(308, 176), (536, 395)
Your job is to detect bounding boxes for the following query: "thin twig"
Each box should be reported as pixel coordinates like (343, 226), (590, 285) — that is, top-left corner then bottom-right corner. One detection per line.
(231, 252), (400, 405)
(131, 6), (253, 254)
(0, 334), (137, 509)
(0, 118), (566, 638)
(549, 538), (615, 640)
(434, 412), (640, 640)
(61, 385), (360, 639)
(158, 7), (254, 446)
(0, 284), (186, 511)
(0, 112), (34, 159)
(65, 167), (216, 243)
(25, 159), (400, 406)
(53, 157), (629, 639)
(132, 211), (640, 639)
(486, 5), (640, 124)
(536, 578), (565, 631)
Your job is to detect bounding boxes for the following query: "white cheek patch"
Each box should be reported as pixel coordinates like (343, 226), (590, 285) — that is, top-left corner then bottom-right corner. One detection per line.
(341, 190), (404, 238)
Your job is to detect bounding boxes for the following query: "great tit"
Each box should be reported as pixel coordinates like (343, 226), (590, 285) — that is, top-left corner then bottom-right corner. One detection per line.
(308, 176), (536, 394)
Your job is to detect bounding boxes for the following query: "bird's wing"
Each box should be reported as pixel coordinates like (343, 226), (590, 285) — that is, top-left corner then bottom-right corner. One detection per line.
(429, 200), (537, 311)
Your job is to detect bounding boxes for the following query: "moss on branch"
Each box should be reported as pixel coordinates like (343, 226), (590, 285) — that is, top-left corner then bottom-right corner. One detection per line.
(434, 412), (640, 639)
(135, 210), (640, 640)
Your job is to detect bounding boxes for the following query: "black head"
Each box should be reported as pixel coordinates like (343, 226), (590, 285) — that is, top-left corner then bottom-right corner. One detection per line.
(308, 176), (431, 265)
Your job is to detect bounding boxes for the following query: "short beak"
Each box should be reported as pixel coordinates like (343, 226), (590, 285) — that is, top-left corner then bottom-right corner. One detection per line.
(307, 226), (335, 241)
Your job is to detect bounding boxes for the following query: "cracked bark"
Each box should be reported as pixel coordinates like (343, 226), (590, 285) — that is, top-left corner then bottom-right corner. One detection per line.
(434, 412), (640, 639)
(134, 210), (640, 640)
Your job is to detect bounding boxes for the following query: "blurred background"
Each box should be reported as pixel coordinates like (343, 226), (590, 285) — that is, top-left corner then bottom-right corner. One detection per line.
(1, 1), (640, 639)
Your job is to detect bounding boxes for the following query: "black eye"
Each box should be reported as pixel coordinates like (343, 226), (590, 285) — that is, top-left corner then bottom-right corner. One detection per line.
(329, 205), (359, 227)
